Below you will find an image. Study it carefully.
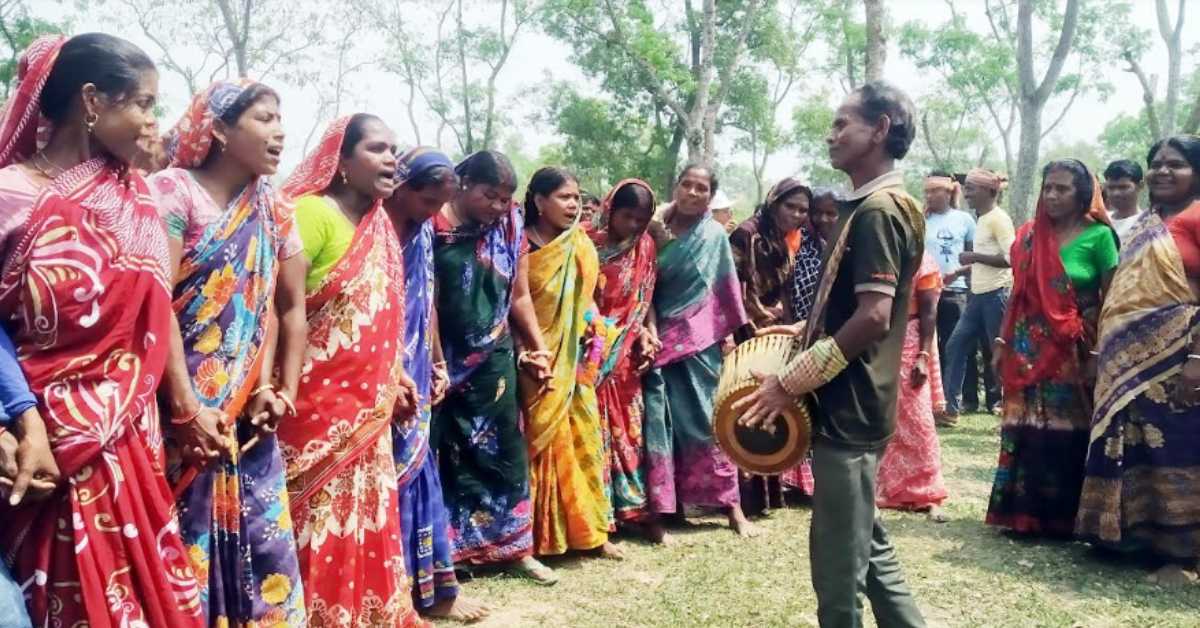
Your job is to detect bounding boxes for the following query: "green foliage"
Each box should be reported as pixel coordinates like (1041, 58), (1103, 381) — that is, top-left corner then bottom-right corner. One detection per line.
(537, 84), (676, 199)
(0, 3), (69, 101)
(789, 92), (842, 187)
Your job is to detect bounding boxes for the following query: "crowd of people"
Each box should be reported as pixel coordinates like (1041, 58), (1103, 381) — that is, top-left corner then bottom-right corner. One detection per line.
(0, 31), (1197, 628)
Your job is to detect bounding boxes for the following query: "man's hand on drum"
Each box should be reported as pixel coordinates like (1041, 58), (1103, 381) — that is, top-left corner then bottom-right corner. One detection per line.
(732, 369), (795, 435)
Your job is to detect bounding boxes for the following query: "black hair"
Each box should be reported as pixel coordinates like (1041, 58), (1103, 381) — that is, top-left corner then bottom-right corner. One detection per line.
(523, 166), (577, 227)
(217, 83), (280, 126)
(405, 164), (457, 191)
(582, 191), (600, 206)
(928, 169), (953, 178)
(1147, 135), (1200, 199)
(41, 33), (156, 124)
(454, 150), (518, 190)
(339, 113), (384, 159)
(852, 81), (916, 159)
(676, 162), (719, 195)
(610, 181), (653, 213)
(1103, 159), (1143, 184)
(811, 186), (844, 205)
(1041, 159), (1094, 212)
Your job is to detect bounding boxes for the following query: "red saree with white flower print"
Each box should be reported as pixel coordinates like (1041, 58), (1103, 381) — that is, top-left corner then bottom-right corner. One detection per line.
(0, 158), (203, 628)
(275, 118), (423, 627)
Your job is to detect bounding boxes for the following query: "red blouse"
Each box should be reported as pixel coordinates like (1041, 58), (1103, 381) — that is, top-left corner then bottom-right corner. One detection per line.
(1167, 202), (1200, 279)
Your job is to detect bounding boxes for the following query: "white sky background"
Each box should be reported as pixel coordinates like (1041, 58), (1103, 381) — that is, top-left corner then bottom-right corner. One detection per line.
(40, 0), (1175, 198)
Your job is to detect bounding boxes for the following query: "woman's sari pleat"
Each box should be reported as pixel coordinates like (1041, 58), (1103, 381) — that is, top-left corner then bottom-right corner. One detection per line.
(0, 160), (203, 627)
(522, 226), (610, 555)
(1076, 209), (1200, 559)
(644, 215), (747, 509)
(394, 219), (460, 607)
(592, 229), (675, 521)
(276, 205), (422, 627)
(432, 206), (533, 564)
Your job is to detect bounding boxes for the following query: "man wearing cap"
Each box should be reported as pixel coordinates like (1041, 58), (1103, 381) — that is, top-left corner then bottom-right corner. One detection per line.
(710, 189), (737, 234)
(942, 168), (1015, 424)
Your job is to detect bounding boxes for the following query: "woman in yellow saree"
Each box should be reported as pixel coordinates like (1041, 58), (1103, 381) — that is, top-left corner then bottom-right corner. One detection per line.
(520, 166), (620, 559)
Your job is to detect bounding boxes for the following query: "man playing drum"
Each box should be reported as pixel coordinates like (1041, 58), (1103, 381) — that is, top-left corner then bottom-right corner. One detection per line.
(736, 81), (927, 628)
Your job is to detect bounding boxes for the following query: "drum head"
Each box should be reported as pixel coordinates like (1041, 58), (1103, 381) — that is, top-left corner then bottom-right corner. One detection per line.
(713, 387), (811, 475)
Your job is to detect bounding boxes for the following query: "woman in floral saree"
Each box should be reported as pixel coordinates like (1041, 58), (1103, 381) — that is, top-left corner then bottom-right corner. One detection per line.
(989, 160), (1117, 538)
(643, 164), (754, 536)
(275, 114), (423, 626)
(520, 167), (618, 559)
(152, 79), (307, 626)
(432, 150), (557, 583)
(1076, 135), (1200, 583)
(0, 33), (204, 626)
(384, 146), (491, 621)
(590, 179), (673, 543)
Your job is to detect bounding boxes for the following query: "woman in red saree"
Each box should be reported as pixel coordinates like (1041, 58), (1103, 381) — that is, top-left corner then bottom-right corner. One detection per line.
(589, 179), (673, 542)
(0, 34), (204, 626)
(275, 114), (424, 627)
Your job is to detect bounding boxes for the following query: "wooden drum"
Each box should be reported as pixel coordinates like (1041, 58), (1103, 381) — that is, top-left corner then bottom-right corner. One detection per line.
(713, 333), (812, 474)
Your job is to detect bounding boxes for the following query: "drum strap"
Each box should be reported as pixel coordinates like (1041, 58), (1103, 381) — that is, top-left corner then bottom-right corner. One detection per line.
(801, 205), (861, 349)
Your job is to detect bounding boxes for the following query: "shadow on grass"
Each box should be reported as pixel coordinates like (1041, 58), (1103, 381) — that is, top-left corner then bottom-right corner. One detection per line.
(894, 516), (1200, 614)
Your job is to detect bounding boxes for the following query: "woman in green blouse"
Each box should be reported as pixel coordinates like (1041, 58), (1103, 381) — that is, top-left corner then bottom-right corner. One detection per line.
(988, 159), (1119, 538)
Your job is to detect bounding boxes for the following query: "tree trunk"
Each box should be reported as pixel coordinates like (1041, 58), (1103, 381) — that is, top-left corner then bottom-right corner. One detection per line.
(1009, 103), (1041, 222)
(863, 0), (886, 82)
(1009, 0), (1080, 218)
(1156, 0), (1184, 137)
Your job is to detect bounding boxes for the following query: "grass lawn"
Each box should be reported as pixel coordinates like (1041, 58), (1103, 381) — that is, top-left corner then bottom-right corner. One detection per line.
(460, 413), (1200, 627)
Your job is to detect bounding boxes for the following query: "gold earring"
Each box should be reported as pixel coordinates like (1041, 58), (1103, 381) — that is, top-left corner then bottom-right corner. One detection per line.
(85, 112), (99, 134)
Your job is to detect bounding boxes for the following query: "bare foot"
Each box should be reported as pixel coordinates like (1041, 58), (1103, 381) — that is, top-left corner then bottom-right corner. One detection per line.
(643, 519), (673, 545)
(597, 540), (625, 560)
(1149, 564), (1198, 586)
(727, 505), (762, 538)
(928, 506), (949, 523)
(509, 556), (559, 586)
(424, 595), (491, 623)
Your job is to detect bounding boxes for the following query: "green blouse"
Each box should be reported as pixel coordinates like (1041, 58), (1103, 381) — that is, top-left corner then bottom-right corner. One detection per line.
(1060, 222), (1119, 293)
(294, 195), (357, 292)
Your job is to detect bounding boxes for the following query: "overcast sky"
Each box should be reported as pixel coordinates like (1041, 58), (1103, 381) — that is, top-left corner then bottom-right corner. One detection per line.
(43, 1), (1178, 191)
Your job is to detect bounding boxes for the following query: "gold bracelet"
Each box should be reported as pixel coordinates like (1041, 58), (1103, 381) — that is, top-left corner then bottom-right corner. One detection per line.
(251, 383), (274, 396)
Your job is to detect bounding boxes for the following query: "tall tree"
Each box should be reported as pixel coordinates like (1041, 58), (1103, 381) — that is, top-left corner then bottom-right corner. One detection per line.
(723, 0), (822, 202)
(901, 0), (1128, 218)
(543, 0), (765, 177)
(1121, 0), (1199, 138)
(862, 0), (886, 82)
(112, 0), (328, 96)
(374, 0), (538, 154)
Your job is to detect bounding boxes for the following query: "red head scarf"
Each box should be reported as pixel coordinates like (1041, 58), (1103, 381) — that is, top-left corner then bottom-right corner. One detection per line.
(164, 79), (259, 168)
(281, 115), (351, 201)
(0, 35), (67, 168)
(1001, 171), (1111, 390)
